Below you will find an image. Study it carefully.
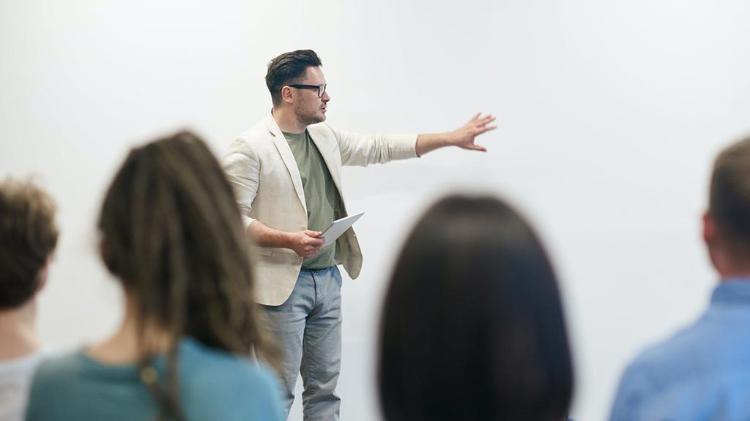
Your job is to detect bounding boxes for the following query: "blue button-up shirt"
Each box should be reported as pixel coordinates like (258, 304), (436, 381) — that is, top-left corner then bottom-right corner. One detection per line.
(610, 280), (750, 421)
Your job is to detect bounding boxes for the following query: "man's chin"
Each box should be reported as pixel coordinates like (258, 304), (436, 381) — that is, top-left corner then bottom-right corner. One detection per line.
(298, 112), (326, 126)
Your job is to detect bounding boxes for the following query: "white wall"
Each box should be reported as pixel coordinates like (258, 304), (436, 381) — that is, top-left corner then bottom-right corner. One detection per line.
(3, 1), (750, 419)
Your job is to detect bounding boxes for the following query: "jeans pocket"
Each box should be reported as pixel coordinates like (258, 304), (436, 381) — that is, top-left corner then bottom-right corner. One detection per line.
(333, 267), (342, 289)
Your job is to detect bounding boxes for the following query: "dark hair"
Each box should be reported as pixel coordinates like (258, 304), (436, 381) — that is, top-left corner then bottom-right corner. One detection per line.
(265, 49), (322, 106)
(0, 178), (58, 310)
(709, 136), (750, 254)
(98, 131), (279, 420)
(378, 195), (574, 421)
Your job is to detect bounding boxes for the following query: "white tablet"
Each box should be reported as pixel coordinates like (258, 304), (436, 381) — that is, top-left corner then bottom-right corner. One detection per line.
(321, 212), (365, 246)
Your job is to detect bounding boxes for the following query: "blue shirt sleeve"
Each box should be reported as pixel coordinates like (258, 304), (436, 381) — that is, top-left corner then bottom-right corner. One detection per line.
(609, 361), (655, 421)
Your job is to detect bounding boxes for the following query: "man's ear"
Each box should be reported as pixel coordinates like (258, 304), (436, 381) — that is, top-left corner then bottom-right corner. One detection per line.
(35, 259), (50, 294)
(99, 238), (113, 274)
(281, 86), (294, 104)
(703, 211), (716, 246)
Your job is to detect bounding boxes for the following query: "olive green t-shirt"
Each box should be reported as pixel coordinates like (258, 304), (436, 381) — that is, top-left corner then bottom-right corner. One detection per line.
(284, 130), (341, 269)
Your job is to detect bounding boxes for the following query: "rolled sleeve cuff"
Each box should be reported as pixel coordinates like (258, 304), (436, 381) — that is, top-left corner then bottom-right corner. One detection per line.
(242, 215), (255, 230)
(390, 133), (419, 160)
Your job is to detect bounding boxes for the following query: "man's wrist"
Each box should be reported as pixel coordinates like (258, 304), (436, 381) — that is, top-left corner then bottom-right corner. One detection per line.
(444, 130), (459, 146)
(280, 231), (295, 250)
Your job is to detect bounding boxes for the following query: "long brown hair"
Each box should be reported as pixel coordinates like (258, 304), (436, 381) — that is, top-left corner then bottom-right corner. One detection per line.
(98, 131), (279, 420)
(378, 195), (573, 421)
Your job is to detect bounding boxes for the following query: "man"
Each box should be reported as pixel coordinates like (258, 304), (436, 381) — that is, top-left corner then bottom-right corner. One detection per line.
(223, 49), (495, 420)
(610, 136), (750, 420)
(0, 178), (58, 421)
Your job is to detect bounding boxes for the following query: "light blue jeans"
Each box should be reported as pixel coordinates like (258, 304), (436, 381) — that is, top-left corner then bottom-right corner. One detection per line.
(261, 266), (342, 421)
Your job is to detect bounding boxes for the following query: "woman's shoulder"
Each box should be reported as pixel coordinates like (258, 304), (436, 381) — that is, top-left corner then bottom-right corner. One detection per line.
(179, 339), (283, 420)
(25, 350), (95, 420)
(32, 350), (87, 383)
(180, 338), (278, 388)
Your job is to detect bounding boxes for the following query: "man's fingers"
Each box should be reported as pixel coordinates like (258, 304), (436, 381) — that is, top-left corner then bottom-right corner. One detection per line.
(464, 143), (487, 152)
(303, 246), (322, 257)
(476, 116), (495, 126)
(481, 116), (496, 126)
(307, 238), (324, 247)
(468, 115), (495, 132)
(303, 241), (323, 250)
(472, 113), (493, 122)
(476, 125), (497, 134)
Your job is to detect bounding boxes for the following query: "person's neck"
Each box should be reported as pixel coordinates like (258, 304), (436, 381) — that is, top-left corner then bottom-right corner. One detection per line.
(272, 107), (307, 134)
(0, 299), (41, 360)
(87, 295), (172, 364)
(719, 271), (750, 282)
(713, 248), (750, 281)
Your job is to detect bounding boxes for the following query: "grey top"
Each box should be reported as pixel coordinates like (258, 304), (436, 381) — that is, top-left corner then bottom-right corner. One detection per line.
(0, 350), (43, 421)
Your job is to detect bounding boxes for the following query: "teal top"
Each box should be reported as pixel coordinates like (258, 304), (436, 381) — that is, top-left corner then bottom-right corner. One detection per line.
(25, 338), (283, 421)
(284, 129), (341, 269)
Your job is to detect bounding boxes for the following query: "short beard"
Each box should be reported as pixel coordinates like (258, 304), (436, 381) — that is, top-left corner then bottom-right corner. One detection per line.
(294, 104), (325, 126)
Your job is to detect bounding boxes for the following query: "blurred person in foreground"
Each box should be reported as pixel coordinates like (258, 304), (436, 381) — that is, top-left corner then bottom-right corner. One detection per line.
(378, 195), (574, 421)
(25, 131), (284, 421)
(0, 178), (58, 421)
(611, 135), (750, 420)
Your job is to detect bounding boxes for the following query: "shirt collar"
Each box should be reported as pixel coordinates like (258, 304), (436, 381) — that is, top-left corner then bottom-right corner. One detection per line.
(711, 278), (750, 305)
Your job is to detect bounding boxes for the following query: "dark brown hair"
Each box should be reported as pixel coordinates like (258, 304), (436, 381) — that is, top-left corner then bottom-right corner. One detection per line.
(0, 178), (58, 310)
(98, 131), (278, 420)
(378, 195), (574, 421)
(709, 136), (750, 254)
(265, 49), (322, 106)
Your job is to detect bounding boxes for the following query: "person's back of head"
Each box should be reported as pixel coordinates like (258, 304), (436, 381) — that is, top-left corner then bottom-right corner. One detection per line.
(98, 131), (278, 419)
(609, 136), (750, 421)
(0, 177), (58, 326)
(378, 195), (573, 421)
(705, 136), (750, 276)
(0, 178), (57, 421)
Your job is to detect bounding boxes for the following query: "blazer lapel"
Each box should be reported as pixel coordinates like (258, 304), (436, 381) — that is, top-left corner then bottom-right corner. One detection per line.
(308, 130), (344, 200)
(266, 116), (307, 214)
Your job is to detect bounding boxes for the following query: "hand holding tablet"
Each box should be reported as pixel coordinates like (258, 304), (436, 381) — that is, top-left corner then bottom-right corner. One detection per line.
(321, 212), (365, 247)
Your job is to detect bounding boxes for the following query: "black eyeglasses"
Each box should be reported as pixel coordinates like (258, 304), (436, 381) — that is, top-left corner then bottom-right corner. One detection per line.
(287, 83), (327, 98)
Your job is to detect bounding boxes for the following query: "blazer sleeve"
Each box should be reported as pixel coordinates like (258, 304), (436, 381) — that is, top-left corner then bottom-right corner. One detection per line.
(330, 125), (418, 166)
(222, 142), (260, 229)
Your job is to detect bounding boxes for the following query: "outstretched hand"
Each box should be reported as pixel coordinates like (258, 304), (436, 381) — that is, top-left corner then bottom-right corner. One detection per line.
(414, 113), (498, 156)
(449, 113), (496, 152)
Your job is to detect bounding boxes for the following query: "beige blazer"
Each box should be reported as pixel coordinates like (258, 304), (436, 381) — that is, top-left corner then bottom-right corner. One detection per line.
(223, 115), (417, 306)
